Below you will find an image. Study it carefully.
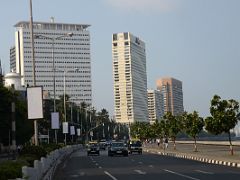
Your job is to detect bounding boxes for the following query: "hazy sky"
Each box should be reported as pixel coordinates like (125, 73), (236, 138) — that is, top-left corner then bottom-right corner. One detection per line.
(0, 0), (239, 118)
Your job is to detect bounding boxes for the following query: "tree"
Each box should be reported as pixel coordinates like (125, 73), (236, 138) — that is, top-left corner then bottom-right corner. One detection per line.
(163, 112), (181, 150)
(0, 85), (33, 146)
(205, 95), (240, 155)
(183, 111), (204, 152)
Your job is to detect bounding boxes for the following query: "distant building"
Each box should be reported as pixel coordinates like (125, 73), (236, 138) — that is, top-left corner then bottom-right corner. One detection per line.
(148, 89), (164, 124)
(156, 77), (184, 115)
(112, 32), (148, 123)
(14, 21), (92, 105)
(10, 46), (16, 72)
(4, 72), (25, 91)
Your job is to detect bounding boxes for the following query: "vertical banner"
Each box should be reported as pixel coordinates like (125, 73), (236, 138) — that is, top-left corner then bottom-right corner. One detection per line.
(27, 87), (43, 119)
(70, 126), (75, 135)
(62, 122), (68, 134)
(77, 128), (81, 136)
(51, 112), (59, 129)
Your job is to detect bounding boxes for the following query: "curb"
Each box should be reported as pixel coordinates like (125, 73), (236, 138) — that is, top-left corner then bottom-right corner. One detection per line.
(144, 149), (240, 168)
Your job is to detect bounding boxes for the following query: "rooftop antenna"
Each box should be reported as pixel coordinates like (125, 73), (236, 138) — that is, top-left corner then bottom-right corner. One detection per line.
(50, 17), (55, 23)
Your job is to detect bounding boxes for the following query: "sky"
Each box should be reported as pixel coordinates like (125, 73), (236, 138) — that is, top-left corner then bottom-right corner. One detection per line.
(0, 0), (240, 118)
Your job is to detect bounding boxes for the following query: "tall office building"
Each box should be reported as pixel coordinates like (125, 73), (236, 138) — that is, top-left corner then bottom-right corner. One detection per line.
(148, 89), (164, 124)
(14, 21), (92, 105)
(156, 77), (184, 115)
(112, 32), (148, 124)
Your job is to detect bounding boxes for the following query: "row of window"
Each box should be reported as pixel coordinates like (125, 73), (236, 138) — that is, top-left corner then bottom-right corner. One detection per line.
(24, 31), (89, 37)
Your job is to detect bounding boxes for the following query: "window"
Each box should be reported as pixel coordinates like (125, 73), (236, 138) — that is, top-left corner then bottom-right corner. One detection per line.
(124, 32), (128, 40)
(113, 34), (118, 41)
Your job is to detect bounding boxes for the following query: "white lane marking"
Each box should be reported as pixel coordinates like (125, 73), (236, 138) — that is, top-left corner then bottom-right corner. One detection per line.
(195, 170), (214, 175)
(163, 169), (200, 180)
(134, 169), (146, 175)
(104, 171), (118, 180)
(79, 172), (85, 176)
(70, 174), (79, 178)
(138, 161), (143, 164)
(149, 165), (154, 168)
(99, 166), (102, 169)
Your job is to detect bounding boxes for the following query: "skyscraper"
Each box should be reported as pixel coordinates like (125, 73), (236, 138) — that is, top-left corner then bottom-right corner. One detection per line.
(148, 89), (164, 124)
(156, 77), (184, 115)
(112, 32), (148, 124)
(14, 21), (92, 105)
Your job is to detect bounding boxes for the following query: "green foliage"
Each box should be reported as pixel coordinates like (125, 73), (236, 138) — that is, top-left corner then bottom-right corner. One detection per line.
(163, 112), (181, 139)
(205, 95), (240, 135)
(183, 111), (204, 139)
(0, 160), (28, 180)
(20, 145), (47, 160)
(41, 143), (63, 153)
(0, 86), (33, 146)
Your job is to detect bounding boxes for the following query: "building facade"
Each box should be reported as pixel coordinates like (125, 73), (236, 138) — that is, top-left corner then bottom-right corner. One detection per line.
(14, 21), (92, 105)
(112, 32), (148, 124)
(148, 89), (164, 124)
(156, 77), (184, 116)
(10, 46), (16, 72)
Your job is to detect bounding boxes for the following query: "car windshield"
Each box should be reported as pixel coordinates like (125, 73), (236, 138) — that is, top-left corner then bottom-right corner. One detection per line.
(130, 141), (142, 147)
(111, 142), (124, 147)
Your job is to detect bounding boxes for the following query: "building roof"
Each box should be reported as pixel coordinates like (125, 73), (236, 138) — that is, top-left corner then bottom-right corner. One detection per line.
(14, 21), (90, 31)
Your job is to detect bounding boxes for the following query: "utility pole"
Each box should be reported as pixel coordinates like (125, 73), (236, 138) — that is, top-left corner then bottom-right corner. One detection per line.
(29, 0), (38, 146)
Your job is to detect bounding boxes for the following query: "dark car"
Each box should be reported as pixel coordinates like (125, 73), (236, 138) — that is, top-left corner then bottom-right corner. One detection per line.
(87, 142), (100, 156)
(128, 140), (142, 154)
(108, 141), (128, 157)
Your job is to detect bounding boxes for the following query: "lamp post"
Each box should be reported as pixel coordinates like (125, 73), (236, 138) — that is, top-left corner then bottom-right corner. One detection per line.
(34, 33), (73, 112)
(56, 68), (79, 145)
(34, 33), (73, 144)
(127, 106), (131, 140)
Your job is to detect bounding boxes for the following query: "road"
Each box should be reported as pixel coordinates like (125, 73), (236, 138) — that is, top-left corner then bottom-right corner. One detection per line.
(53, 147), (240, 180)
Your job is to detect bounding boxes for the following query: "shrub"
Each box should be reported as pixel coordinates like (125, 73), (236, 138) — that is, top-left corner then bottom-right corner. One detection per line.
(42, 143), (63, 153)
(0, 160), (28, 180)
(20, 145), (47, 160)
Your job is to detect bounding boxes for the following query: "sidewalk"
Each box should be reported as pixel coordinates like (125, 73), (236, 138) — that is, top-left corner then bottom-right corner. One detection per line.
(144, 141), (240, 168)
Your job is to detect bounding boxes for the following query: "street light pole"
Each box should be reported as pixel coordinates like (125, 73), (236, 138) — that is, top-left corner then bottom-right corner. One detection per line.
(29, 0), (38, 146)
(34, 33), (73, 144)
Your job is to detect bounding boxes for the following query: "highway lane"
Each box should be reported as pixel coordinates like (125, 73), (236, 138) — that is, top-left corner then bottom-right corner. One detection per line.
(53, 148), (240, 180)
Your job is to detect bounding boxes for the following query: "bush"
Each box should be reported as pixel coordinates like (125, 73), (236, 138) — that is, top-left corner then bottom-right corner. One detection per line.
(42, 143), (63, 153)
(20, 145), (47, 160)
(0, 160), (28, 180)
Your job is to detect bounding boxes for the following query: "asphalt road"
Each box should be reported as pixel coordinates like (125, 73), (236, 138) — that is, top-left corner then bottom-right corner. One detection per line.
(53, 148), (240, 180)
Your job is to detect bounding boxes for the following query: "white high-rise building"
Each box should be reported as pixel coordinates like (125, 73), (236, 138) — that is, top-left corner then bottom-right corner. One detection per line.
(148, 89), (164, 124)
(14, 21), (92, 105)
(112, 32), (148, 123)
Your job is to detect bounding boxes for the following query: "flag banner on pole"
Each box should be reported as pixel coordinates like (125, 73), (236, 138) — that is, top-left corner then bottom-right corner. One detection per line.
(70, 126), (75, 135)
(51, 112), (59, 129)
(27, 87), (43, 119)
(77, 128), (81, 136)
(62, 122), (68, 134)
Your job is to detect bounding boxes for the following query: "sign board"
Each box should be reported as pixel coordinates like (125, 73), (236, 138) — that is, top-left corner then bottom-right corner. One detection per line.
(51, 112), (59, 129)
(77, 128), (81, 136)
(27, 87), (43, 119)
(62, 122), (68, 134)
(70, 126), (75, 135)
